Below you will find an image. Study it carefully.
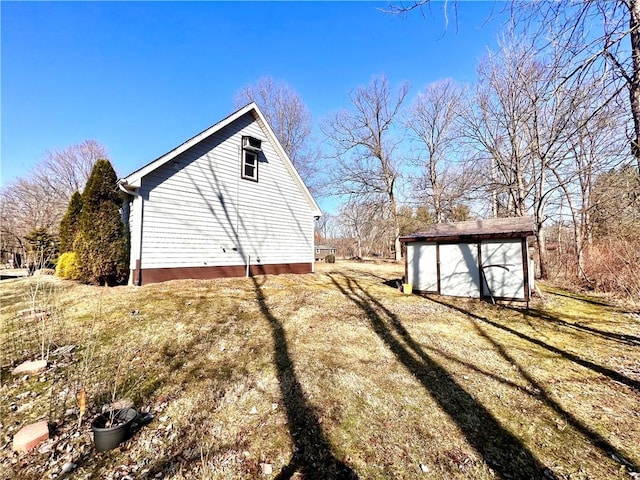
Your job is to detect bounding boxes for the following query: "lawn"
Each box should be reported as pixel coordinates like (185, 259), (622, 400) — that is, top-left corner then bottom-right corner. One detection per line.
(1, 261), (638, 479)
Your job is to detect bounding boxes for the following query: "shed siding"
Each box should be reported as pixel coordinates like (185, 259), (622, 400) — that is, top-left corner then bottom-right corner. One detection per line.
(139, 113), (313, 270)
(481, 239), (525, 299)
(407, 242), (438, 292)
(439, 243), (480, 298)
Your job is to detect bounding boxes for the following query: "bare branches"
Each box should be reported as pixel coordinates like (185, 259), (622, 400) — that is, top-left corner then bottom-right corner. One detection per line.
(405, 79), (466, 223)
(0, 140), (107, 264)
(513, 1), (640, 170)
(326, 0), (638, 288)
(234, 76), (319, 191)
(322, 75), (409, 260)
(325, 76), (409, 165)
(337, 198), (391, 259)
(383, 1), (431, 14)
(382, 0), (457, 31)
(35, 140), (108, 205)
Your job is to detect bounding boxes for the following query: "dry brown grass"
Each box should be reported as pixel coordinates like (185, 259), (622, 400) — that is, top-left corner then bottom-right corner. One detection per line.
(1, 260), (638, 479)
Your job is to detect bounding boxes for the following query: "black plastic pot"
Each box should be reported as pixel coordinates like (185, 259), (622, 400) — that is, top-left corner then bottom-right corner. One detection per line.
(91, 408), (137, 452)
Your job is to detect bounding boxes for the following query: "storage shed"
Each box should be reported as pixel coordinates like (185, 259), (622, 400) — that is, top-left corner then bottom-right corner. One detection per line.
(400, 217), (535, 301)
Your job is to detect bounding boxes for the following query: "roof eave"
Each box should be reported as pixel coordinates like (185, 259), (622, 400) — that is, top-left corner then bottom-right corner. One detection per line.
(400, 231), (535, 243)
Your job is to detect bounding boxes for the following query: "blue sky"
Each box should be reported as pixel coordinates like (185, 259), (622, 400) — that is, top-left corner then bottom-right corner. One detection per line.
(1, 1), (506, 211)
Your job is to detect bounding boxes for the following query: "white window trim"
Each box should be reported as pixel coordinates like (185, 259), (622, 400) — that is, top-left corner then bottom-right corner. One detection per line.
(242, 149), (259, 182)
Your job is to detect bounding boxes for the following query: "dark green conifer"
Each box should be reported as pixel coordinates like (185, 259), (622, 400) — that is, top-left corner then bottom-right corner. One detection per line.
(25, 228), (58, 270)
(76, 159), (129, 285)
(59, 191), (83, 253)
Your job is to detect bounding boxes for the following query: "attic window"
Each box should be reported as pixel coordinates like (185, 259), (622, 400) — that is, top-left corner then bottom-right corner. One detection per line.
(241, 136), (262, 181)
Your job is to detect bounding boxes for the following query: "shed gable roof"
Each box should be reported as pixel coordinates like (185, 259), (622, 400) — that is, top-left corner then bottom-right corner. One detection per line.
(400, 217), (535, 243)
(118, 102), (321, 217)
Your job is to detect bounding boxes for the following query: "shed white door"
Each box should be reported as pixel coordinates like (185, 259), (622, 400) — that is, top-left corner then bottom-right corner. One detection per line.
(407, 242), (437, 292)
(440, 243), (480, 297)
(481, 239), (524, 299)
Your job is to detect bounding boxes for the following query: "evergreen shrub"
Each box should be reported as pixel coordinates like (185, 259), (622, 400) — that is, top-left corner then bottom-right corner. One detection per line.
(55, 252), (82, 280)
(76, 159), (129, 285)
(59, 191), (83, 253)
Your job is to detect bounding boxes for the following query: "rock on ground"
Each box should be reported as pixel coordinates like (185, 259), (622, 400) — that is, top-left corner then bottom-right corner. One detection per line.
(12, 360), (48, 376)
(12, 420), (50, 453)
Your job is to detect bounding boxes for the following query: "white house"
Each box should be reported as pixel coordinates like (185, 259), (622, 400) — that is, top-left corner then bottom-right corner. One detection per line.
(118, 103), (322, 285)
(400, 217), (535, 302)
(314, 244), (337, 261)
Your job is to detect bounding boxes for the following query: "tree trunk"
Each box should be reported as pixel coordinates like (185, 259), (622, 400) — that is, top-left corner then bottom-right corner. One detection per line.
(537, 222), (548, 279)
(491, 157), (498, 218)
(516, 164), (527, 216)
(630, 0), (640, 172)
(390, 199), (402, 261)
(387, 176), (403, 261)
(535, 164), (548, 278)
(430, 161), (443, 223)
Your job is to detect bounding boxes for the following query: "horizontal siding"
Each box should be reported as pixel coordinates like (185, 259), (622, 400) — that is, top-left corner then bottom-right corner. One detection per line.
(139, 113), (314, 269)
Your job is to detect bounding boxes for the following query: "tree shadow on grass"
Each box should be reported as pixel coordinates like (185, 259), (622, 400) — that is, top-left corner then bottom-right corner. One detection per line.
(519, 306), (640, 347)
(428, 296), (639, 473)
(434, 298), (640, 392)
(547, 289), (636, 311)
(251, 276), (357, 480)
(327, 273), (549, 480)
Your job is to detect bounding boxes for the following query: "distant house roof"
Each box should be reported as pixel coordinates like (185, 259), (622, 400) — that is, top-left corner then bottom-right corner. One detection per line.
(400, 217), (536, 243)
(315, 244), (336, 250)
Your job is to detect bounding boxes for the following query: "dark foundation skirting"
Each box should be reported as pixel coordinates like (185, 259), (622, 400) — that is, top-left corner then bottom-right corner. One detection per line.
(133, 263), (313, 285)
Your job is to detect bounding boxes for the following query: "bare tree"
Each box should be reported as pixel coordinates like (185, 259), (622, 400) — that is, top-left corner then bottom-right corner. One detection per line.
(1, 177), (62, 266)
(388, 1), (639, 292)
(314, 213), (339, 245)
(459, 37), (621, 278)
(513, 1), (640, 173)
(337, 198), (391, 259)
(460, 48), (535, 220)
(590, 164), (640, 240)
(33, 139), (108, 205)
(405, 79), (474, 223)
(322, 75), (410, 260)
(234, 77), (319, 191)
(0, 140), (108, 264)
(584, 164), (640, 297)
(387, 1), (640, 172)
(545, 75), (629, 280)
